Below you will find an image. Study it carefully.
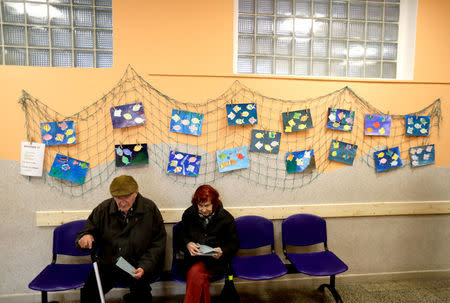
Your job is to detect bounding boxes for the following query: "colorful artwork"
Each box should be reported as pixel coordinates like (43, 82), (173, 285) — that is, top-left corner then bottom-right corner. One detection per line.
(115, 144), (148, 167)
(167, 151), (201, 177)
(40, 121), (76, 146)
(286, 149), (315, 173)
(405, 115), (430, 136)
(410, 144), (435, 167)
(170, 109), (204, 136)
(373, 146), (402, 172)
(326, 108), (355, 131)
(110, 102), (146, 129)
(365, 114), (391, 136)
(328, 140), (358, 165)
(249, 130), (281, 154)
(226, 103), (257, 126)
(282, 109), (313, 133)
(49, 154), (89, 184)
(216, 146), (249, 172)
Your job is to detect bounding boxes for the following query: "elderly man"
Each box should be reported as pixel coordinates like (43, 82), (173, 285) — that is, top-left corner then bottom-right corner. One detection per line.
(77, 175), (166, 303)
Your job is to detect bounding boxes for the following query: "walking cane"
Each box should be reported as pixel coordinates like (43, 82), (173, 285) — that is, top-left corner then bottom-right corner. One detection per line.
(91, 243), (106, 303)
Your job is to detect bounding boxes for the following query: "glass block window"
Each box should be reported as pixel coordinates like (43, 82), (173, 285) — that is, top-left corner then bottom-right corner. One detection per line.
(0, 0), (113, 68)
(236, 0), (406, 79)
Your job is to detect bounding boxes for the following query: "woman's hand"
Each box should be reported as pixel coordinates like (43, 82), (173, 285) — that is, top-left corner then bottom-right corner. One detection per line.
(212, 247), (223, 259)
(187, 242), (200, 256)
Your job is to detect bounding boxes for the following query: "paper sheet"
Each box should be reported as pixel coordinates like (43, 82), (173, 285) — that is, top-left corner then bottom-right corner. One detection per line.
(20, 141), (45, 177)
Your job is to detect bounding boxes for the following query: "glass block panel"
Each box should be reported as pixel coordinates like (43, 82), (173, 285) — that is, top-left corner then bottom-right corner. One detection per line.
(0, 26), (2, 45)
(3, 25), (25, 46)
(49, 0), (71, 3)
(74, 6), (93, 27)
(75, 50), (94, 68)
(238, 35), (254, 54)
(349, 22), (365, 40)
(96, 0), (113, 6)
(26, 3), (48, 25)
(382, 62), (396, 78)
(294, 58), (310, 75)
(384, 23), (398, 41)
(29, 48), (50, 66)
(365, 61), (381, 78)
(50, 5), (71, 26)
(294, 18), (312, 37)
(383, 43), (397, 60)
(330, 40), (347, 58)
(96, 51), (113, 68)
(385, 4), (400, 22)
(237, 56), (254, 73)
(256, 56), (273, 74)
(332, 1), (348, 19)
(277, 0), (293, 16)
(367, 3), (383, 21)
(257, 0), (274, 14)
(5, 47), (26, 65)
(256, 36), (273, 55)
(239, 16), (255, 34)
(276, 58), (291, 75)
(295, 0), (311, 17)
(257, 17), (274, 35)
(295, 38), (311, 56)
(74, 0), (93, 4)
(0, 48), (2, 65)
(276, 18), (293, 35)
(348, 41), (364, 59)
(239, 0), (254, 13)
(28, 26), (49, 47)
(276, 37), (292, 56)
(96, 29), (113, 50)
(2, 2), (25, 23)
(313, 2), (329, 18)
(52, 49), (72, 67)
(96, 8), (113, 28)
(348, 60), (363, 78)
(367, 23), (382, 41)
(366, 42), (381, 60)
(386, 0), (400, 2)
(313, 20), (329, 38)
(74, 28), (94, 48)
(331, 21), (347, 38)
(312, 59), (329, 76)
(330, 59), (346, 77)
(349, 2), (365, 20)
(51, 28), (72, 48)
(312, 39), (328, 58)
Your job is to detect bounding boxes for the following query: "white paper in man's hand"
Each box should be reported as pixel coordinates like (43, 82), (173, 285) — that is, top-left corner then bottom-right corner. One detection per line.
(196, 243), (219, 256)
(116, 256), (137, 277)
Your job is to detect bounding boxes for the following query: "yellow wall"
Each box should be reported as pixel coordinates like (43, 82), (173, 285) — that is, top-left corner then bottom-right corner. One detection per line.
(1, 0), (449, 165)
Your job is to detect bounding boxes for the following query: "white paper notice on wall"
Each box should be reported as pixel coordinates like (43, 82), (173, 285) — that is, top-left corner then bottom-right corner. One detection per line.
(20, 141), (45, 177)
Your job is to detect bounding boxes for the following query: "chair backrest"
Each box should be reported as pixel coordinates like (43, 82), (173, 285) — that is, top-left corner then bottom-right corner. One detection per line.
(235, 215), (274, 249)
(282, 214), (327, 247)
(53, 219), (90, 256)
(172, 221), (182, 252)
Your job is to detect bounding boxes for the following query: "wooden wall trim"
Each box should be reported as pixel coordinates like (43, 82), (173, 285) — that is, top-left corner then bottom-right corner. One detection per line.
(35, 201), (450, 226)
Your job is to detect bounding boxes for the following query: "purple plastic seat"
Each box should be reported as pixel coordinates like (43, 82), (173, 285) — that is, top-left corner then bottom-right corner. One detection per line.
(282, 214), (348, 303)
(28, 220), (92, 303)
(232, 216), (287, 280)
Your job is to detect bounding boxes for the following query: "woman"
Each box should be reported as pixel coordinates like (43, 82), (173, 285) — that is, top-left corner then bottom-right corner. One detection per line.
(177, 184), (239, 303)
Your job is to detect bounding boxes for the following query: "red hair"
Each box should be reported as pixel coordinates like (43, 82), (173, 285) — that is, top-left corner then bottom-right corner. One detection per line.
(191, 184), (222, 211)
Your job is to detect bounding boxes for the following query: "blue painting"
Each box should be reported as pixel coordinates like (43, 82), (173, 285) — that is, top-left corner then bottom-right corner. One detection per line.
(410, 144), (435, 168)
(405, 115), (430, 136)
(328, 140), (358, 165)
(286, 149), (315, 173)
(110, 102), (146, 129)
(167, 151), (201, 177)
(49, 154), (89, 184)
(373, 146), (402, 172)
(170, 109), (204, 136)
(216, 146), (249, 172)
(115, 144), (149, 167)
(282, 109), (314, 133)
(249, 130), (281, 154)
(326, 108), (355, 131)
(40, 121), (76, 146)
(365, 114), (391, 136)
(226, 103), (257, 126)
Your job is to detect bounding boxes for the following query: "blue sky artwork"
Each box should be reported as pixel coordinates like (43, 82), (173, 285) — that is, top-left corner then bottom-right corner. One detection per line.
(410, 144), (435, 167)
(167, 151), (201, 177)
(115, 144), (148, 167)
(169, 109), (204, 136)
(326, 108), (355, 131)
(226, 103), (257, 126)
(216, 146), (249, 172)
(110, 102), (146, 129)
(328, 140), (358, 165)
(373, 146), (402, 172)
(405, 115), (430, 136)
(286, 149), (315, 173)
(249, 130), (281, 154)
(365, 114), (391, 136)
(49, 154), (89, 184)
(40, 121), (76, 146)
(282, 109), (313, 133)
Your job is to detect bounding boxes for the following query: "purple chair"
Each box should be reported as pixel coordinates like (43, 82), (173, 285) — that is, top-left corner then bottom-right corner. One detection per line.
(282, 214), (348, 303)
(232, 216), (287, 280)
(28, 220), (92, 303)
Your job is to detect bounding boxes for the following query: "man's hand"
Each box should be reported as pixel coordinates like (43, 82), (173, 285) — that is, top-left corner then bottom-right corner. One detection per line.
(133, 267), (144, 279)
(212, 247), (223, 259)
(186, 242), (200, 256)
(78, 234), (94, 249)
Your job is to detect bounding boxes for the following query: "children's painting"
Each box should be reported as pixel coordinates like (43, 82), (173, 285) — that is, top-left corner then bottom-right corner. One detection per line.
(373, 146), (402, 172)
(328, 140), (358, 165)
(110, 102), (146, 129)
(282, 109), (313, 133)
(249, 130), (281, 154)
(170, 109), (204, 136)
(167, 151), (201, 177)
(409, 144), (435, 168)
(216, 146), (249, 172)
(49, 154), (89, 184)
(326, 108), (355, 131)
(405, 115), (430, 136)
(40, 121), (76, 146)
(286, 149), (315, 173)
(226, 103), (257, 126)
(365, 114), (391, 136)
(115, 144), (148, 167)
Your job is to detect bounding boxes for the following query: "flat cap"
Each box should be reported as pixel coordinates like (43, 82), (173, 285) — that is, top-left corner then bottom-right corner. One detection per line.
(109, 175), (138, 197)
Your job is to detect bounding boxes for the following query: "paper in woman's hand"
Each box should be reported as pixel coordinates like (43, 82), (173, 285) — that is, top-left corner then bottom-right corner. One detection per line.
(196, 243), (218, 256)
(116, 256), (137, 277)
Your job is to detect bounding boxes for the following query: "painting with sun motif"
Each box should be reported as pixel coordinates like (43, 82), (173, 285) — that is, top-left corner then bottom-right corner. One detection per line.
(49, 154), (89, 184)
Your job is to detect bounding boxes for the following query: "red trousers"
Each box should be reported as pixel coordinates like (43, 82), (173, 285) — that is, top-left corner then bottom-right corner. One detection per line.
(183, 261), (213, 303)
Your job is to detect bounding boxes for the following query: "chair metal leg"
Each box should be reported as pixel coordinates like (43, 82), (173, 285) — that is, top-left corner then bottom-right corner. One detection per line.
(41, 291), (60, 303)
(317, 275), (344, 303)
